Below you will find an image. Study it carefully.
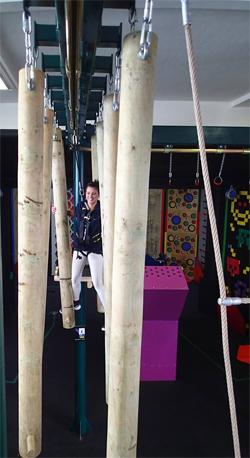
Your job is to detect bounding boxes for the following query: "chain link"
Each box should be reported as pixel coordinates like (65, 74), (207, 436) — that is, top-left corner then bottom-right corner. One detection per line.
(168, 152), (173, 186)
(113, 51), (122, 112)
(22, 9), (35, 90)
(128, 7), (138, 32)
(195, 153), (200, 185)
(138, 0), (153, 60)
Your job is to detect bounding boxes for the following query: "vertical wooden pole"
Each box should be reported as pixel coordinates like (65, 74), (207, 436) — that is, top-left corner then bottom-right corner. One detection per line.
(96, 121), (104, 219)
(103, 94), (119, 402)
(95, 122), (105, 314)
(42, 108), (54, 298)
(52, 128), (75, 329)
(107, 31), (158, 457)
(18, 68), (45, 458)
(91, 134), (98, 181)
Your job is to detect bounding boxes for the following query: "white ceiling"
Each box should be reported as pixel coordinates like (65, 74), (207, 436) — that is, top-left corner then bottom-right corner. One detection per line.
(0, 0), (249, 106)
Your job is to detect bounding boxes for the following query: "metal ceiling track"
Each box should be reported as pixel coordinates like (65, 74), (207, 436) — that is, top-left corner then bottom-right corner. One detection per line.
(30, 0), (135, 144)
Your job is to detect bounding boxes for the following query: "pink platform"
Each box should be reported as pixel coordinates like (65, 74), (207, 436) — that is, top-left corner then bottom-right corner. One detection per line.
(140, 266), (188, 381)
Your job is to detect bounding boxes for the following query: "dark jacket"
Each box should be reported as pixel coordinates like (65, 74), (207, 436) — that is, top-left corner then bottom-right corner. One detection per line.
(73, 200), (102, 254)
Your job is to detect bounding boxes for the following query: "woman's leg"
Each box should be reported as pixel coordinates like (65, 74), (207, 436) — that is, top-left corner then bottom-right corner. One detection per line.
(71, 250), (87, 301)
(88, 253), (105, 308)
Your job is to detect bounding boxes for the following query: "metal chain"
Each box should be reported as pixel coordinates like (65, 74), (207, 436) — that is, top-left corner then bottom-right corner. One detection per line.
(195, 153), (200, 186)
(108, 73), (114, 94)
(128, 7), (138, 32)
(214, 152), (225, 185)
(97, 102), (103, 122)
(113, 51), (122, 112)
(32, 47), (39, 68)
(22, 8), (35, 90)
(168, 152), (173, 186)
(138, 0), (153, 60)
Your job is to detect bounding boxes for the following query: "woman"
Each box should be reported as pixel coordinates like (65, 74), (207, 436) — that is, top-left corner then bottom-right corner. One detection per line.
(52, 180), (105, 312)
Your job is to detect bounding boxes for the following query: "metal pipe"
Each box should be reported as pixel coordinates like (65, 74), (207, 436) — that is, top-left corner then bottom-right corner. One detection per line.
(65, 0), (74, 129)
(74, 1), (84, 130)
(79, 146), (250, 154)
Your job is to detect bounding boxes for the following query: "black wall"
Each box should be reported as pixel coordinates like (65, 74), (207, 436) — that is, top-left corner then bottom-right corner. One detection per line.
(1, 128), (249, 313)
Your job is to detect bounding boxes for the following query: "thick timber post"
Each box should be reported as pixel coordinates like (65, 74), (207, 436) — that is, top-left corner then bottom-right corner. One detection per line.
(103, 94), (119, 402)
(18, 68), (45, 458)
(91, 134), (98, 181)
(42, 108), (54, 296)
(95, 122), (105, 314)
(107, 31), (158, 457)
(52, 128), (74, 329)
(96, 121), (104, 219)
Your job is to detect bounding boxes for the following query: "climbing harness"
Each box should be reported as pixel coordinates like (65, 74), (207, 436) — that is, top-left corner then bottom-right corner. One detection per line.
(214, 152), (225, 185)
(181, 1), (249, 457)
(138, 0), (153, 60)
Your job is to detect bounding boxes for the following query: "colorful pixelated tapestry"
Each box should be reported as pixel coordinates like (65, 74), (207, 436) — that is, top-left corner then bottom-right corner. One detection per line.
(224, 190), (250, 302)
(164, 189), (200, 281)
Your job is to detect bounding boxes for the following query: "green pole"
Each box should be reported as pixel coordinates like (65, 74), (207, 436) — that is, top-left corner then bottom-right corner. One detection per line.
(72, 149), (91, 435)
(0, 194), (8, 458)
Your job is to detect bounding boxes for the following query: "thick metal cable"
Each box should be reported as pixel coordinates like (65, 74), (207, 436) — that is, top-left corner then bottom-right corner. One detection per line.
(184, 24), (241, 458)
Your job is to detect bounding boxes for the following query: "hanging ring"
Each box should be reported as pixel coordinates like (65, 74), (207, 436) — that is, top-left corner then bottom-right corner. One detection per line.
(195, 179), (199, 186)
(214, 176), (223, 185)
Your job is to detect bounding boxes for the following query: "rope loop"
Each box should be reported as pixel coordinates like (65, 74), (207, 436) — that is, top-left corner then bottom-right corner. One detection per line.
(213, 176), (223, 186)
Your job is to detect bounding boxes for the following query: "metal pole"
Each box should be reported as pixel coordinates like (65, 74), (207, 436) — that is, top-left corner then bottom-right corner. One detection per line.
(0, 191), (8, 458)
(72, 149), (91, 435)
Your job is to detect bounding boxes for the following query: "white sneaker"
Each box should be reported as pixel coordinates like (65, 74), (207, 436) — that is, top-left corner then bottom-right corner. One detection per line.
(59, 304), (81, 313)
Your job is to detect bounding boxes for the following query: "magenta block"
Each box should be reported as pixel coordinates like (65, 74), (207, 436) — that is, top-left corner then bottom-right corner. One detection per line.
(140, 266), (188, 381)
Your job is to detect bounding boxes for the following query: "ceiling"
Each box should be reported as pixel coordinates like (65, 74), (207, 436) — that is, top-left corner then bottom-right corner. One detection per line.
(0, 0), (249, 109)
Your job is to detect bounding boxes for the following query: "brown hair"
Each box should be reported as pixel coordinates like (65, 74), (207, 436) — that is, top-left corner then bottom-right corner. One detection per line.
(86, 180), (99, 193)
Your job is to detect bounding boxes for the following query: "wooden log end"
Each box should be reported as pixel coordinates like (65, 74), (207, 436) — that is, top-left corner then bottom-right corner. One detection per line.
(62, 314), (75, 329)
(26, 435), (36, 457)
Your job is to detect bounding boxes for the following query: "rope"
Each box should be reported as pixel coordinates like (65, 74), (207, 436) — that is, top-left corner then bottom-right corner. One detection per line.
(241, 298), (250, 304)
(184, 24), (241, 458)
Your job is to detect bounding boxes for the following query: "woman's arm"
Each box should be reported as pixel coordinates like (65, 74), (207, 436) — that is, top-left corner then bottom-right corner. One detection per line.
(51, 204), (75, 218)
(67, 209), (75, 217)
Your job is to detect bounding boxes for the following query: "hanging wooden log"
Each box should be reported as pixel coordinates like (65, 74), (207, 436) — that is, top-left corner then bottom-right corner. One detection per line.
(18, 68), (45, 458)
(90, 133), (103, 313)
(95, 122), (105, 314)
(107, 31), (158, 457)
(42, 108), (54, 301)
(52, 128), (75, 329)
(103, 93), (119, 402)
(96, 121), (104, 219)
(91, 134), (98, 180)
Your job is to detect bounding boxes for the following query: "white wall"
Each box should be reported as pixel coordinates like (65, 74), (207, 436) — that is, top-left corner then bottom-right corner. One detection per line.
(0, 100), (249, 130)
(153, 101), (250, 127)
(0, 103), (18, 129)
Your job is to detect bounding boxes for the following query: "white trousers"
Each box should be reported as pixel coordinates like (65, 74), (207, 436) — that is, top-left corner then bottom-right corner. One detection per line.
(71, 250), (105, 308)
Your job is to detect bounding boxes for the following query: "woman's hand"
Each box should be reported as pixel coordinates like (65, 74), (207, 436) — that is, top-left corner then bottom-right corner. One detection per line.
(52, 204), (56, 214)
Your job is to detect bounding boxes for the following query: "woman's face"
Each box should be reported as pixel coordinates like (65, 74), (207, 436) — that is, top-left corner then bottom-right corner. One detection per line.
(86, 186), (99, 207)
